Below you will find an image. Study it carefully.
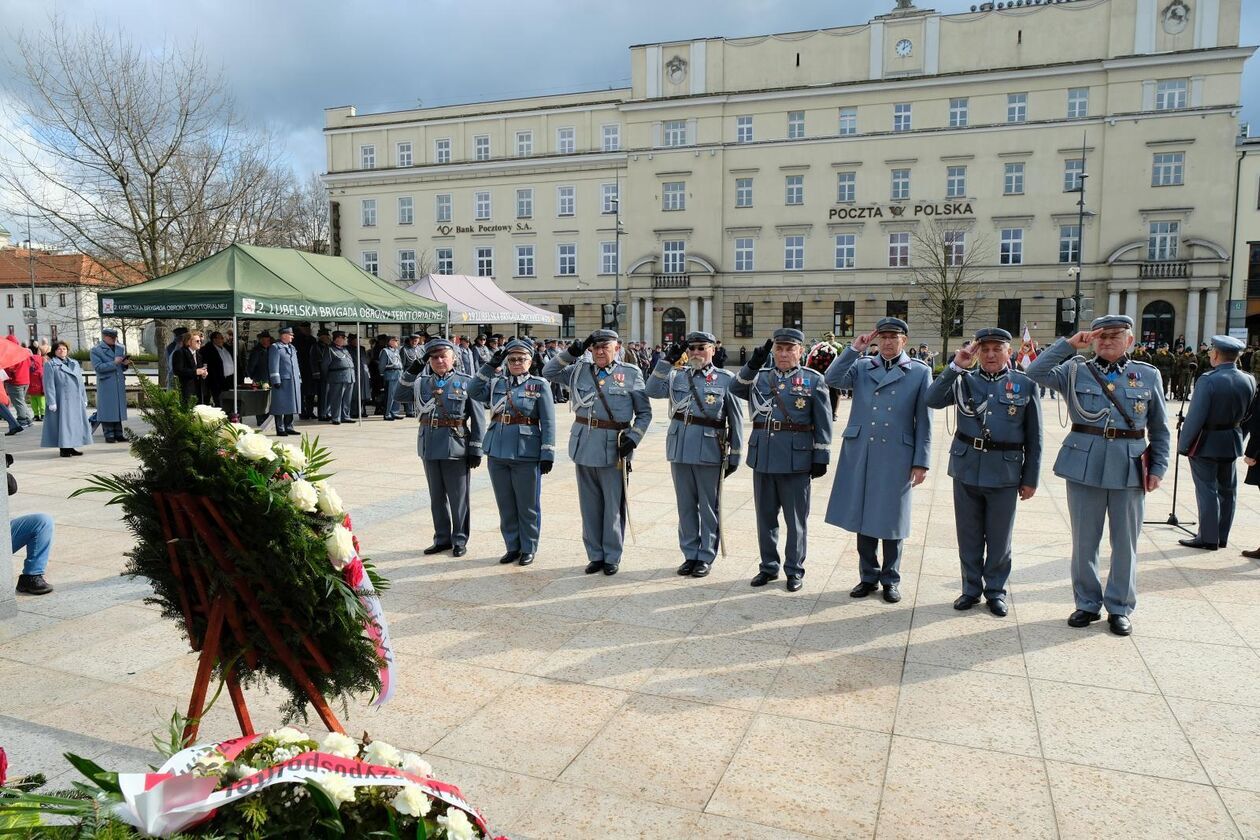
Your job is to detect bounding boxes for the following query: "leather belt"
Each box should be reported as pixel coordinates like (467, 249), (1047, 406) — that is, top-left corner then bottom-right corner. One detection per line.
(671, 411), (724, 429)
(574, 413), (629, 431)
(954, 431), (1023, 452)
(493, 413), (539, 426)
(1206, 422), (1241, 431)
(752, 419), (814, 433)
(1071, 423), (1145, 440)
(425, 417), (465, 428)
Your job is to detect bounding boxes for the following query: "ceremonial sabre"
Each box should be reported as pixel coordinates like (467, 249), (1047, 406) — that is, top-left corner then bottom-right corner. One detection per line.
(715, 429), (729, 558)
(618, 431), (635, 545)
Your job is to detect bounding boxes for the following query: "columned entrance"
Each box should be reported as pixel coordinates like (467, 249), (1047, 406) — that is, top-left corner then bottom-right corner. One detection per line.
(1141, 299), (1175, 347)
(661, 307), (686, 343)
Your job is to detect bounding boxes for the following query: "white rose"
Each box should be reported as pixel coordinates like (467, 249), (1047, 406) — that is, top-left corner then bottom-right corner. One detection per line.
(220, 422), (254, 443)
(362, 739), (402, 768)
(401, 752), (432, 778)
(274, 443), (308, 472)
(320, 732), (359, 759)
(391, 784), (433, 818)
(437, 808), (476, 840)
(326, 525), (356, 570)
(236, 432), (274, 461)
(288, 479), (318, 513)
(271, 726), (308, 745)
(315, 482), (345, 518)
(192, 404), (228, 426)
(313, 773), (357, 808)
(230, 763), (259, 780)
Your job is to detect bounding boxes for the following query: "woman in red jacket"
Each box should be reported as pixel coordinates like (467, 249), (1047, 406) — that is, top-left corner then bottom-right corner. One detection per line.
(27, 350), (45, 421)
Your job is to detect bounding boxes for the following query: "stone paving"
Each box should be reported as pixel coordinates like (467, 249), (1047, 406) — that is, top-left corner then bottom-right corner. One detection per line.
(3, 396), (1260, 839)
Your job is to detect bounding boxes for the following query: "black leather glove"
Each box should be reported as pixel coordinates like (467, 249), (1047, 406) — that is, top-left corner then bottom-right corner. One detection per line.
(664, 342), (684, 364)
(406, 359), (424, 376)
(810, 462), (828, 480)
(748, 338), (773, 370)
(467, 453), (482, 469)
(582, 333), (597, 353)
(489, 348), (508, 368)
(271, 381), (282, 390)
(539, 460), (553, 475)
(724, 462), (738, 478)
(567, 339), (584, 358)
(617, 435), (637, 459)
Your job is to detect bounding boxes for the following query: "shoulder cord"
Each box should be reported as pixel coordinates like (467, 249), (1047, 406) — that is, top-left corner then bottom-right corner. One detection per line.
(1068, 360), (1110, 423)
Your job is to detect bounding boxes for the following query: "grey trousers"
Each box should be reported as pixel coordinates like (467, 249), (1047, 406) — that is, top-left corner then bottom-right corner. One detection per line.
(753, 471), (810, 577)
(952, 480), (1018, 599)
(5, 384), (32, 425)
(488, 457), (542, 554)
(576, 464), (626, 567)
(857, 534), (903, 586)
(1065, 480), (1144, 616)
(325, 381), (351, 422)
(672, 463), (722, 564)
(1189, 457), (1237, 546)
(424, 458), (471, 548)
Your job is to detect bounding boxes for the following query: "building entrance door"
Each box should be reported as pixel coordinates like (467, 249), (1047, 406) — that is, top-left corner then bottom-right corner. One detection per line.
(661, 307), (686, 343)
(1141, 300), (1175, 348)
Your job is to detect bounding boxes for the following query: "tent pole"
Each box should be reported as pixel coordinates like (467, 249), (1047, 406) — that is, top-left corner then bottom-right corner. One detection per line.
(232, 316), (239, 420)
(356, 321), (363, 426)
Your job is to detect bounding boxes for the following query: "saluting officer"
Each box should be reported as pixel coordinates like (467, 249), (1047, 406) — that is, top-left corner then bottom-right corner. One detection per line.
(824, 317), (932, 604)
(926, 327), (1042, 617)
(321, 332), (354, 425)
(403, 338), (485, 557)
(469, 338), (556, 566)
(542, 329), (651, 576)
(731, 328), (832, 592)
(646, 331), (744, 579)
(1025, 315), (1170, 636)
(267, 326), (301, 436)
(1176, 334), (1257, 551)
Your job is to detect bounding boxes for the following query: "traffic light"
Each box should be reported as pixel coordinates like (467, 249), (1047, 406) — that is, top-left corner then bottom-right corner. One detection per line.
(601, 303), (627, 329)
(1059, 296), (1077, 325)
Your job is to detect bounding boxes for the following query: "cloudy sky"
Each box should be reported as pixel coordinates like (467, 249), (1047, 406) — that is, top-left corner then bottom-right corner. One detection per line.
(1, 0), (1258, 189)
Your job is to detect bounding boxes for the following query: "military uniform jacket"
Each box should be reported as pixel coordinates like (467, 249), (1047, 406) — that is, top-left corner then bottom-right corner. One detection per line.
(89, 340), (129, 422)
(267, 342), (302, 415)
(1152, 350), (1174, 380)
(1025, 337), (1170, 489)
(309, 343), (331, 379)
(1178, 363), (1256, 459)
(379, 347), (403, 373)
(401, 367), (486, 461)
(731, 362), (831, 475)
(542, 350), (651, 468)
(926, 365), (1043, 489)
(469, 365), (557, 463)
(646, 360), (744, 469)
(322, 345), (354, 383)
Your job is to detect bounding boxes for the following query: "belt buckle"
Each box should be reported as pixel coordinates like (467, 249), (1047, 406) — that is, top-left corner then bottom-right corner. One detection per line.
(770, 419), (782, 432)
(586, 414), (597, 428)
(972, 437), (985, 451)
(1104, 427), (1117, 440)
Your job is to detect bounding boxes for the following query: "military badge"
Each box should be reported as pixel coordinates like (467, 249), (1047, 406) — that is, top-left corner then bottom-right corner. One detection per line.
(434, 388), (443, 395)
(705, 394), (717, 405)
(1135, 401), (1146, 414)
(795, 397), (807, 409)
(778, 383), (786, 391)
(1008, 405), (1017, 416)
(1106, 383), (1116, 392)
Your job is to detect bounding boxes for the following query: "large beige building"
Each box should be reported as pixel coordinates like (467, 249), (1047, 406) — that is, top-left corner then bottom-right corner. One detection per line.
(323, 0), (1253, 352)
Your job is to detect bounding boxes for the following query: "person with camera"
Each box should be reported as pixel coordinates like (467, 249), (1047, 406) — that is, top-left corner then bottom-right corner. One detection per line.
(40, 341), (92, 457)
(90, 327), (130, 443)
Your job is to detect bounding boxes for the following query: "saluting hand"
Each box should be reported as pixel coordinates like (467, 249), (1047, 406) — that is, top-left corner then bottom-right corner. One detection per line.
(953, 341), (978, 369)
(910, 467), (928, 487)
(567, 339), (585, 358)
(1067, 329), (1102, 350)
(747, 338), (772, 370)
(489, 348), (508, 369)
(852, 329), (878, 353)
(664, 342), (684, 364)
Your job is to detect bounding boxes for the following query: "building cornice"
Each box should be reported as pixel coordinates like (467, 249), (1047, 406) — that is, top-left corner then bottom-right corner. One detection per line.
(324, 99), (627, 136)
(322, 151), (628, 187)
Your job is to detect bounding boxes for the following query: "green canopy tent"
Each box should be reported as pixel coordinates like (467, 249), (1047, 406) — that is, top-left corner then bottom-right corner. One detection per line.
(97, 243), (447, 422)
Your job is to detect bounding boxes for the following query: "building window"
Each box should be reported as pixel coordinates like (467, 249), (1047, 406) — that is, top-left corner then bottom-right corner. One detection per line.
(1064, 158), (1084, 191)
(663, 119), (688, 147)
(362, 251), (379, 276)
(360, 145), (375, 169)
(891, 168), (911, 201)
(397, 141), (413, 167)
(435, 193), (452, 222)
(886, 299), (909, 321)
(602, 124), (620, 151)
(1155, 79), (1188, 110)
(515, 245), (535, 277)
(5, 295), (11, 308)
(474, 190), (491, 221)
(735, 177), (753, 208)
(602, 183), (618, 214)
(834, 301), (855, 337)
(893, 103), (912, 133)
(1003, 162), (1025, 195)
(22, 293), (30, 308)
(436, 248), (454, 274)
(516, 188), (533, 219)
(1067, 87), (1089, 118)
(1007, 93), (1027, 123)
(782, 301), (803, 330)
(397, 196), (413, 225)
(1148, 221), (1180, 260)
(560, 304), (576, 339)
(1059, 224), (1081, 264)
(557, 243), (576, 276)
(736, 115), (753, 144)
(6, 326), (12, 337)
(49, 324), (57, 341)
(1000, 228), (1024, 265)
(785, 174), (804, 206)
(662, 181), (686, 211)
(734, 302), (754, 338)
(835, 234), (856, 269)
(58, 293), (66, 307)
(784, 235), (804, 270)
(787, 110), (805, 139)
(663, 240), (686, 274)
(888, 232), (910, 267)
(38, 293), (45, 307)
(734, 238), (754, 272)
(944, 230), (966, 267)
(473, 135), (490, 161)
(837, 171), (856, 203)
(949, 97), (969, 128)
(946, 166), (967, 198)
(997, 298), (1022, 335)
(1152, 152), (1185, 186)
(557, 127), (575, 154)
(600, 241), (618, 274)
(435, 138), (451, 164)
(838, 106), (857, 136)
(475, 246), (494, 277)
(399, 250), (417, 281)
(557, 185), (575, 216)
(516, 131), (533, 157)
(361, 198), (376, 227)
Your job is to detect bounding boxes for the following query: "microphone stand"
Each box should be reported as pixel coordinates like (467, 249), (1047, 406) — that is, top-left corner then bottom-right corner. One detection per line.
(1144, 396), (1196, 536)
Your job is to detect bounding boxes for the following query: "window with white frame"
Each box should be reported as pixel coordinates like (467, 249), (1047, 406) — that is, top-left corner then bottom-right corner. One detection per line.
(436, 248), (454, 275)
(1059, 224), (1081, 264)
(361, 198), (376, 227)
(600, 241), (618, 274)
(834, 234), (856, 269)
(516, 188), (533, 219)
(785, 174), (804, 206)
(662, 181), (686, 211)
(946, 166), (967, 198)
(837, 171), (856, 203)
(362, 251), (379, 276)
(893, 103), (912, 133)
(399, 250), (417, 281)
(734, 238), (754, 272)
(1004, 162), (1025, 195)
(1067, 87), (1089, 118)
(474, 190), (491, 220)
(473, 135), (490, 161)
(1000, 228), (1024, 265)
(515, 131), (533, 157)
(662, 240), (686, 274)
(949, 97), (969, 128)
(360, 145), (375, 169)
(1155, 79), (1188, 110)
(557, 126), (575, 154)
(57, 293), (66, 307)
(663, 119), (688, 147)
(601, 183), (618, 214)
(435, 193), (452, 222)
(602, 124), (620, 151)
(888, 232), (910, 267)
(838, 106), (857, 136)
(787, 110), (805, 139)
(1064, 158), (1084, 191)
(557, 185), (575, 216)
(891, 168), (911, 201)
(1148, 221), (1180, 260)
(475, 246), (494, 277)
(735, 177), (753, 208)
(397, 196), (413, 225)
(396, 142), (412, 167)
(1152, 152), (1185, 186)
(944, 230), (966, 267)
(434, 138), (451, 164)
(784, 235), (804, 270)
(557, 243), (577, 275)
(515, 244), (535, 277)
(1007, 93), (1027, 123)
(736, 115), (753, 144)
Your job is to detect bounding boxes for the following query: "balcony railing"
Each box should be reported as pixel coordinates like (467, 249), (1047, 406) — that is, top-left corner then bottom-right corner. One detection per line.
(1139, 261), (1189, 279)
(652, 273), (690, 289)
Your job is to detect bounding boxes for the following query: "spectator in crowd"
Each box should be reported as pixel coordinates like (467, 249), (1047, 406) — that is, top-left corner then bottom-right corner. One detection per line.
(0, 370), (22, 436)
(164, 326), (189, 390)
(27, 347), (45, 422)
(40, 341), (91, 457)
(8, 453), (55, 595)
(203, 331), (235, 407)
(172, 330), (208, 405)
(3, 335), (33, 428)
(246, 331), (273, 425)
(713, 340), (729, 369)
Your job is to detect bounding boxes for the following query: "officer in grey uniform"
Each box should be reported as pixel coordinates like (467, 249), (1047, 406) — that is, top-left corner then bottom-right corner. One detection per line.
(470, 338), (556, 566)
(89, 327), (130, 443)
(397, 334), (425, 418)
(646, 331), (745, 578)
(731, 328), (832, 592)
(825, 317), (932, 603)
(1176, 334), (1256, 551)
(926, 327), (1042, 616)
(403, 337), (486, 557)
(321, 332), (354, 424)
(1025, 314), (1170, 636)
(542, 328), (651, 575)
(267, 326), (301, 436)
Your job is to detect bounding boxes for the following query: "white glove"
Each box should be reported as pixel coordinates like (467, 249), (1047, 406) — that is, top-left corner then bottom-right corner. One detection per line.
(47, 403), (57, 412)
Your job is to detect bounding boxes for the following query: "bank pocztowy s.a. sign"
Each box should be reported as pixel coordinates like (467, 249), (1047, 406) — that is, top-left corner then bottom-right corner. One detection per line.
(828, 202), (975, 221)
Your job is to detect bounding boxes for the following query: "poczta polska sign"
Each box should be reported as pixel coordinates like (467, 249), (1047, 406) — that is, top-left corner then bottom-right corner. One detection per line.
(828, 202), (975, 221)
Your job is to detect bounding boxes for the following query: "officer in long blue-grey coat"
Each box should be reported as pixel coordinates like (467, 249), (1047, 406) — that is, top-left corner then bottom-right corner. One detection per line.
(1025, 314), (1170, 636)
(731, 327), (832, 592)
(267, 326), (301, 436)
(469, 337), (556, 566)
(1176, 334), (1256, 551)
(926, 327), (1042, 617)
(542, 328), (651, 576)
(824, 317), (932, 604)
(89, 327), (130, 443)
(646, 331), (745, 579)
(403, 337), (486, 557)
(321, 332), (354, 424)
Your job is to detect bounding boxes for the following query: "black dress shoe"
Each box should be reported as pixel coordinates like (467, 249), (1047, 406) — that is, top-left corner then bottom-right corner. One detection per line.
(517, 553), (534, 566)
(850, 581), (878, 598)
(690, 562), (711, 578)
(954, 594), (981, 611)
(1178, 538), (1219, 551)
(1068, 609), (1102, 628)
(677, 560), (697, 576)
(987, 598), (1009, 617)
(1243, 548), (1260, 560)
(786, 575), (803, 592)
(750, 572), (779, 587)
(452, 545), (467, 557)
(882, 585), (901, 603)
(584, 561), (605, 574)
(423, 543), (453, 555)
(603, 565), (618, 576)
(60, 448), (75, 457)
(498, 551), (519, 564)
(70, 449), (83, 456)
(15, 574), (53, 595)
(1108, 614), (1132, 636)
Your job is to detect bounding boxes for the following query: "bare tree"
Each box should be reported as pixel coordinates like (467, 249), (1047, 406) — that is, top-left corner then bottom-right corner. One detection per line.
(908, 222), (993, 360)
(279, 172), (330, 254)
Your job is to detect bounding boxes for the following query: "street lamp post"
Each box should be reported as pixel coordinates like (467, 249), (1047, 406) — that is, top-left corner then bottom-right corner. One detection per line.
(1073, 170), (1089, 331)
(612, 186), (622, 333)
(25, 217), (37, 345)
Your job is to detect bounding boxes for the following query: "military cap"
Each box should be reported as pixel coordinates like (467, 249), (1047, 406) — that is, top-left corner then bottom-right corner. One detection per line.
(424, 337), (456, 357)
(875, 317), (909, 335)
(172, 326), (189, 336)
(1090, 314), (1134, 331)
(257, 330), (273, 339)
(380, 334), (395, 342)
(503, 338), (534, 355)
(317, 328), (330, 337)
(1158, 341), (1169, 348)
(101, 327), (119, 338)
(588, 328), (620, 345)
(973, 327), (1012, 343)
(1210, 334), (1246, 353)
(684, 331), (717, 345)
(772, 327), (805, 345)
(408, 332), (422, 340)
(331, 330), (345, 339)
(278, 326), (294, 336)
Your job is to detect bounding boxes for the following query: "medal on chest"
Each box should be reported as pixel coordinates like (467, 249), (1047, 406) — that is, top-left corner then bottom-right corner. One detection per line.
(705, 394), (717, 405)
(795, 397), (807, 409)
(1135, 401), (1146, 414)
